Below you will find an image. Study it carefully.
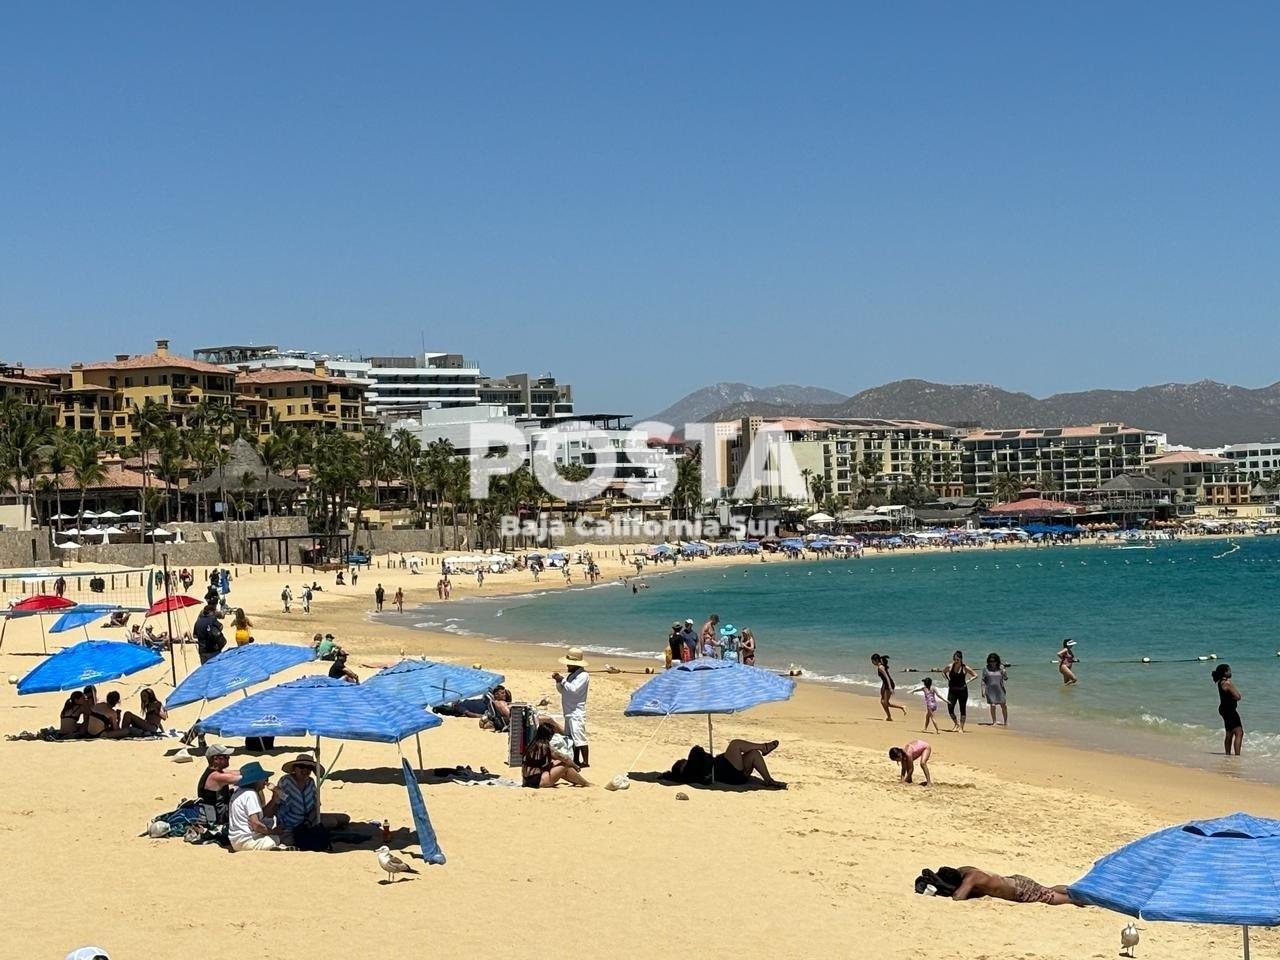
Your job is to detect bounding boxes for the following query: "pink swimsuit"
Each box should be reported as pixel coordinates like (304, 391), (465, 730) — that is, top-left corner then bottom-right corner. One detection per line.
(905, 740), (929, 760)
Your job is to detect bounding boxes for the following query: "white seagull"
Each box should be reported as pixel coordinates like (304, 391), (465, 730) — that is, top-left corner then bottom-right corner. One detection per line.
(376, 845), (417, 883)
(1119, 923), (1140, 957)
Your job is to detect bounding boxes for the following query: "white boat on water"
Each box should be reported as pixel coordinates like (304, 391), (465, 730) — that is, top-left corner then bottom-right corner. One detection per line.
(1114, 542), (1156, 550)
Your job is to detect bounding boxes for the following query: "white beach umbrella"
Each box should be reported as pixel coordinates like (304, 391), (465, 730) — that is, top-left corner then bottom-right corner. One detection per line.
(118, 509), (141, 518)
(81, 511), (99, 519)
(50, 513), (74, 521)
(54, 542), (81, 551)
(101, 526), (124, 534)
(96, 510), (121, 519)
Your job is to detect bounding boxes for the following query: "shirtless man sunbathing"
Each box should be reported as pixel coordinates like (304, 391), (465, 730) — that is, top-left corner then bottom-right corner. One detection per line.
(917, 866), (1080, 906)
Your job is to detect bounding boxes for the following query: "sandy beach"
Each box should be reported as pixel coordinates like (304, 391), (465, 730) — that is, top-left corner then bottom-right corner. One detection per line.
(2, 548), (1276, 960)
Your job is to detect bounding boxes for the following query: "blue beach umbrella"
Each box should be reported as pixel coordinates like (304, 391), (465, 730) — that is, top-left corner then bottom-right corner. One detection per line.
(365, 658), (505, 709)
(195, 676), (442, 744)
(165, 642), (318, 709)
(624, 658), (795, 753)
(17, 640), (164, 695)
(1070, 813), (1280, 958)
(49, 609), (110, 634)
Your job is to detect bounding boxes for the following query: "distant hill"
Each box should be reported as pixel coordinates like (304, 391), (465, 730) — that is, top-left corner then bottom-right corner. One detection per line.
(646, 382), (845, 427)
(696, 378), (1280, 447)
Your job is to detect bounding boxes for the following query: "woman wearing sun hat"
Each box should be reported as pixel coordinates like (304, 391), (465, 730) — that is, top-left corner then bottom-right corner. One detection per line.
(227, 761), (284, 851)
(553, 648), (590, 768)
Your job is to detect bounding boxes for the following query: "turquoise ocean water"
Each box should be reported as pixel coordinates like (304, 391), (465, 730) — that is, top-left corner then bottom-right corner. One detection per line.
(396, 537), (1280, 779)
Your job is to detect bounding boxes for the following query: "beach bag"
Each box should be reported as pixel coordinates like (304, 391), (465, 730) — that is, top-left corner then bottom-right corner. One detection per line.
(147, 799), (204, 838)
(292, 821), (333, 852)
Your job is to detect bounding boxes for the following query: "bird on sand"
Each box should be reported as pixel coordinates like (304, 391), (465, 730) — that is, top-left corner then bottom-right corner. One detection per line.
(377, 845), (417, 883)
(1119, 923), (1140, 957)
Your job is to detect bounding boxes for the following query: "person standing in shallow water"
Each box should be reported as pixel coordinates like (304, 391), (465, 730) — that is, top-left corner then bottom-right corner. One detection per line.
(1057, 639), (1078, 685)
(1213, 663), (1243, 756)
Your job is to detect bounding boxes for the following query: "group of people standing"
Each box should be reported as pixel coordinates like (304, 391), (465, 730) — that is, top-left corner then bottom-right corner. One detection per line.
(873, 650), (1009, 732)
(665, 614), (757, 667)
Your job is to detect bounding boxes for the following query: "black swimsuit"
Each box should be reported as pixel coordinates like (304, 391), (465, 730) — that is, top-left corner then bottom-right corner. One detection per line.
(1218, 681), (1242, 732)
(947, 663), (969, 720)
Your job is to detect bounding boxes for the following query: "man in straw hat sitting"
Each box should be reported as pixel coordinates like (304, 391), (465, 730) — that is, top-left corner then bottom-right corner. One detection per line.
(274, 754), (350, 849)
(553, 648), (590, 768)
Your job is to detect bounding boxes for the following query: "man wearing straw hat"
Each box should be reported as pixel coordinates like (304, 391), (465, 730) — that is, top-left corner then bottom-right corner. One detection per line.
(553, 649), (590, 768)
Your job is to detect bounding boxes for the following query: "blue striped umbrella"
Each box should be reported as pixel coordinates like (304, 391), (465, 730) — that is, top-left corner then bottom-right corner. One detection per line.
(624, 659), (795, 753)
(165, 643), (318, 709)
(17, 640), (164, 694)
(195, 676), (441, 744)
(1070, 813), (1280, 958)
(365, 659), (504, 709)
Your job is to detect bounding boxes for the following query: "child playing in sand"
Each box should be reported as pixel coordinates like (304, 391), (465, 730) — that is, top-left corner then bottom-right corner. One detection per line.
(889, 739), (932, 787)
(920, 677), (941, 734)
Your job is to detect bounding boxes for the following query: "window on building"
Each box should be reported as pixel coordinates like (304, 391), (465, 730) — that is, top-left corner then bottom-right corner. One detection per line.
(287, 405), (294, 415)
(124, 377), (133, 388)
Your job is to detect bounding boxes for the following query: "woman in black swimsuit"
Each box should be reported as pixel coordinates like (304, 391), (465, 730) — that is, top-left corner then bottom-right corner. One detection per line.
(1212, 663), (1243, 756)
(872, 654), (906, 721)
(944, 650), (976, 733)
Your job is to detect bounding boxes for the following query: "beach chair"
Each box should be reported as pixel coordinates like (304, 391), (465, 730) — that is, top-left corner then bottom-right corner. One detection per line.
(507, 703), (535, 767)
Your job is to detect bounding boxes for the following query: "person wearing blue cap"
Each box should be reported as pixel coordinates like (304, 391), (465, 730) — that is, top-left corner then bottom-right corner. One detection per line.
(227, 761), (284, 851)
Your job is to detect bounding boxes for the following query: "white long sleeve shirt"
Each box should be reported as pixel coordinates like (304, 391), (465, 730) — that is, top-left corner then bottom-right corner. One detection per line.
(557, 669), (589, 720)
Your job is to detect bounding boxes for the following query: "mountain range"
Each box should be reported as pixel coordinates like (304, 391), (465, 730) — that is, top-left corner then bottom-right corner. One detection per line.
(647, 379), (1280, 448)
(646, 382), (846, 427)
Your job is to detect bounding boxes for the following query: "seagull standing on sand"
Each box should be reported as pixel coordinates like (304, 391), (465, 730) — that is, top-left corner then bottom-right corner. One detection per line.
(1119, 923), (1140, 957)
(377, 845), (417, 883)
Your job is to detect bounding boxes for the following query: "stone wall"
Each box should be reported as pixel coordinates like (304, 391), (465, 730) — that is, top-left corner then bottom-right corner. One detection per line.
(0, 529), (50, 568)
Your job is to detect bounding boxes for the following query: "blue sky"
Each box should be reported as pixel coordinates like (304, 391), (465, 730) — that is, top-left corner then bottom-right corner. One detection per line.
(3, 3), (1279, 415)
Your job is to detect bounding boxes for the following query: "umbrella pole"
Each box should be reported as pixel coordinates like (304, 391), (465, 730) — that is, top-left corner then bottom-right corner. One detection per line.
(707, 714), (714, 755)
(415, 732), (425, 775)
(1243, 925), (1250, 960)
(163, 556), (178, 687)
(40, 615), (47, 655)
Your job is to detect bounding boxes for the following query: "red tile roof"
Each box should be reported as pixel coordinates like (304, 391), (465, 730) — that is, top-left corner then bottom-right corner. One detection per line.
(238, 368), (328, 385)
(1147, 451), (1229, 465)
(987, 497), (1082, 514)
(82, 352), (230, 374)
(48, 463), (151, 490)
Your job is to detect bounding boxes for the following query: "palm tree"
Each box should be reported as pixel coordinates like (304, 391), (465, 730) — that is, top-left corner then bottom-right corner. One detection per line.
(857, 452), (884, 494)
(128, 398), (168, 544)
(66, 434), (108, 529)
(670, 451), (702, 521)
(993, 472), (1023, 504)
(391, 428), (422, 520)
(800, 467), (814, 505)
(0, 399), (53, 523)
(423, 438), (456, 531)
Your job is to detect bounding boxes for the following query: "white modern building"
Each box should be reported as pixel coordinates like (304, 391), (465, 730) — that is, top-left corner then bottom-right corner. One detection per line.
(393, 408), (675, 502)
(1220, 441), (1280, 481)
(194, 346), (572, 422)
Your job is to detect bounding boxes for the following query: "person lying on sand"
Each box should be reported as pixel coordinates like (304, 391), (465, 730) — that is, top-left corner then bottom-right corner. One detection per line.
(665, 740), (786, 789)
(915, 866), (1080, 906)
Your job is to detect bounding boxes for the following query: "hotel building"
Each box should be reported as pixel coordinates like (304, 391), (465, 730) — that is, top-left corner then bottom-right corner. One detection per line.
(725, 417), (965, 501)
(960, 424), (1162, 499)
(42, 340), (238, 443)
(235, 362), (369, 435)
(1219, 441), (1280, 482)
(1144, 451), (1252, 508)
(194, 346), (573, 422)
